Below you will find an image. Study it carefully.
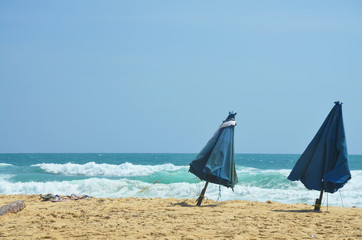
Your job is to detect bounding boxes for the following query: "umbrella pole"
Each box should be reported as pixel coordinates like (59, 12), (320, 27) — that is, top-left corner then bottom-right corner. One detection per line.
(314, 190), (324, 211)
(196, 181), (209, 206)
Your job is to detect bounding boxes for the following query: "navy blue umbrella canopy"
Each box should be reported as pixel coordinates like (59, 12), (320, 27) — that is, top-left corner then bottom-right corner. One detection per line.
(189, 112), (238, 189)
(288, 101), (351, 194)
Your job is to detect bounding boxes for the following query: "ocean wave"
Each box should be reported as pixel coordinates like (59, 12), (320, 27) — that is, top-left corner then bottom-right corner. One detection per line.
(0, 174), (14, 181)
(1, 164), (361, 208)
(0, 163), (13, 167)
(236, 168), (293, 189)
(32, 162), (186, 177)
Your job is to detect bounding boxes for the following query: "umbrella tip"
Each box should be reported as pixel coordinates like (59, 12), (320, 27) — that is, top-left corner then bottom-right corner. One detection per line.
(335, 100), (343, 105)
(225, 111), (237, 121)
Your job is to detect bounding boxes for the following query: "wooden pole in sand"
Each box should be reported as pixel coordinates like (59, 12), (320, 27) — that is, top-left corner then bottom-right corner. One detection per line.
(196, 181), (209, 206)
(314, 190), (324, 211)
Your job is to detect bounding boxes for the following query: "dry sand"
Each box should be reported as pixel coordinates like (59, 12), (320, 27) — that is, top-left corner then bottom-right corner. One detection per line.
(0, 194), (361, 239)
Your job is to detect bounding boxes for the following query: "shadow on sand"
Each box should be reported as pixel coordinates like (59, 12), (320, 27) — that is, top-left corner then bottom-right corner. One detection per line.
(170, 201), (219, 208)
(272, 209), (325, 213)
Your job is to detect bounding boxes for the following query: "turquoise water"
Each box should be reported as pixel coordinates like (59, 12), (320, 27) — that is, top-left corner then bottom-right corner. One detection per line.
(0, 153), (361, 207)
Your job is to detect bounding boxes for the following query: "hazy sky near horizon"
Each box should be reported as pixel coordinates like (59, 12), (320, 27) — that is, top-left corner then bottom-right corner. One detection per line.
(1, 1), (362, 154)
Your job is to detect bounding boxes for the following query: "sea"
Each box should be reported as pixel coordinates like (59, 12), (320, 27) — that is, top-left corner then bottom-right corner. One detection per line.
(0, 153), (361, 208)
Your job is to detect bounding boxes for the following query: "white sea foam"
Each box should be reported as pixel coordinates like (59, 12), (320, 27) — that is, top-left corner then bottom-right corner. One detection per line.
(32, 162), (185, 177)
(1, 168), (361, 208)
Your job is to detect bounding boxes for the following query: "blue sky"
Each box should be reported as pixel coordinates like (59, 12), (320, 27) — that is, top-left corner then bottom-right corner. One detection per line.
(1, 1), (361, 154)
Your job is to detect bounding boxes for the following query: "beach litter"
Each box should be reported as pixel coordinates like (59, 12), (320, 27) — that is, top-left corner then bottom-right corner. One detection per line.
(0, 200), (26, 216)
(40, 194), (92, 202)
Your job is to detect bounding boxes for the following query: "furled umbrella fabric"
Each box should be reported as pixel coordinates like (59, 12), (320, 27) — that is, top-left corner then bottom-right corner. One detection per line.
(189, 112), (238, 189)
(287, 101), (351, 193)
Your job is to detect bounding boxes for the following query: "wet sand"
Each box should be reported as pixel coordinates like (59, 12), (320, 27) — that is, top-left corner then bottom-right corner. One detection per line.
(0, 194), (361, 239)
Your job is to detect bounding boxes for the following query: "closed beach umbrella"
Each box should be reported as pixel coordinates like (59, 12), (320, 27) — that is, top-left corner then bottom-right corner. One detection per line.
(189, 112), (238, 206)
(288, 101), (351, 210)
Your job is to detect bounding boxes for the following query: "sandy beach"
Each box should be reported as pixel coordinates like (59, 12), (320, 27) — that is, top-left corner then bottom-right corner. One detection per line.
(0, 195), (361, 239)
